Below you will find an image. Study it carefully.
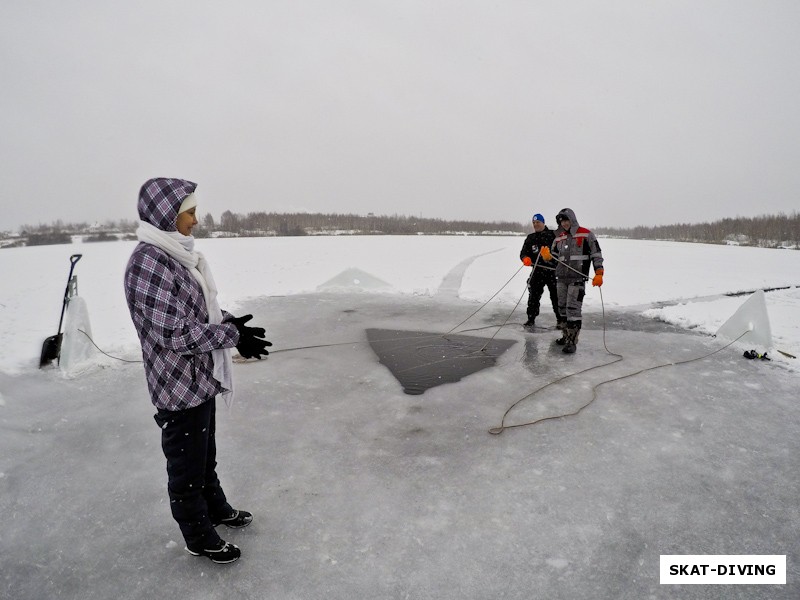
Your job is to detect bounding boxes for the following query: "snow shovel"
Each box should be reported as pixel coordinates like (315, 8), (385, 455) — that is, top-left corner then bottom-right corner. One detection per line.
(39, 253), (82, 368)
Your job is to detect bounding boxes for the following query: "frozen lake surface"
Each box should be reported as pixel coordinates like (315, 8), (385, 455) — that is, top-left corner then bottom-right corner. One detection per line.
(1, 236), (799, 598)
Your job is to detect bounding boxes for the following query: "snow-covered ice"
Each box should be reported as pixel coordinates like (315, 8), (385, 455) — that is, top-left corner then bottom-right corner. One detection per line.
(1, 236), (798, 375)
(1, 235), (798, 599)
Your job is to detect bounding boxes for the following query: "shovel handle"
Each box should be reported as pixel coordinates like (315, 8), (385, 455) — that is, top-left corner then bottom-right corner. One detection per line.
(63, 254), (82, 300)
(56, 254), (83, 334)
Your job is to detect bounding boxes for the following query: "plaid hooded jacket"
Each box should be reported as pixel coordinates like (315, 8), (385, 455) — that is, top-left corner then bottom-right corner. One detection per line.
(124, 178), (239, 411)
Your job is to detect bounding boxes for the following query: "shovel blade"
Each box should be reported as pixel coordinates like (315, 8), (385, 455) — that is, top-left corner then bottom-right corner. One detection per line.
(39, 333), (62, 368)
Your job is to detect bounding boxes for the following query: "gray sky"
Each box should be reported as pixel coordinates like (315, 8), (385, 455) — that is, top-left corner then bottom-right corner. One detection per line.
(2, 1), (799, 231)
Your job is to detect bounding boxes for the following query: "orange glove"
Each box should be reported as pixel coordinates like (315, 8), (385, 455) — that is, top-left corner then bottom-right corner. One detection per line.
(522, 256), (532, 266)
(539, 246), (552, 261)
(592, 268), (604, 287)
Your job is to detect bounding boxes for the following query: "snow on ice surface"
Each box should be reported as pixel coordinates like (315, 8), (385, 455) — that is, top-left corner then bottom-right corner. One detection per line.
(1, 236), (800, 600)
(0, 236), (798, 374)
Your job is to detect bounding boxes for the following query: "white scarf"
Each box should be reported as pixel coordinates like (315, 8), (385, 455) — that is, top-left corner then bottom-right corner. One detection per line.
(136, 220), (234, 405)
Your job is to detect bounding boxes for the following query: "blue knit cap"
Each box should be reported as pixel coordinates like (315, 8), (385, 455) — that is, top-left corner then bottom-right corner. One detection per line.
(532, 213), (545, 223)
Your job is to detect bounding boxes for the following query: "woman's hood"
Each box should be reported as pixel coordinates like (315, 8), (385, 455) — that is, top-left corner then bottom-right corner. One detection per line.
(137, 178), (197, 232)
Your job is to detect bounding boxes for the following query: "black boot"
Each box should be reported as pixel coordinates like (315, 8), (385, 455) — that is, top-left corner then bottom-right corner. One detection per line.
(523, 317), (535, 328)
(555, 319), (569, 344)
(212, 509), (253, 529)
(185, 539), (241, 564)
(562, 321), (581, 354)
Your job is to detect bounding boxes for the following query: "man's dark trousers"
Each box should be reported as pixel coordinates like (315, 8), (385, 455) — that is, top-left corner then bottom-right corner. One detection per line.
(527, 273), (559, 323)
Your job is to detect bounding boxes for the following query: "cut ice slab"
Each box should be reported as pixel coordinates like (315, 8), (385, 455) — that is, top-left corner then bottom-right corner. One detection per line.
(60, 296), (97, 375)
(366, 328), (516, 395)
(716, 289), (773, 349)
(317, 268), (393, 292)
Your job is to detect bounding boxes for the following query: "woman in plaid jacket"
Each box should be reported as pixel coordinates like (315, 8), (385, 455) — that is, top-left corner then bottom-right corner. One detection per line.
(124, 177), (269, 564)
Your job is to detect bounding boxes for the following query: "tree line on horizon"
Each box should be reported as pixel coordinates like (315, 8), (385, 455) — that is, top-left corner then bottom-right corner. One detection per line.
(594, 212), (799, 248)
(6, 210), (799, 248)
(9, 211), (527, 246)
(206, 210), (525, 236)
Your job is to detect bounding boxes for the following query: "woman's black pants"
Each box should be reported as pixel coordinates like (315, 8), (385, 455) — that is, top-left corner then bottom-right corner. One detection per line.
(154, 399), (233, 551)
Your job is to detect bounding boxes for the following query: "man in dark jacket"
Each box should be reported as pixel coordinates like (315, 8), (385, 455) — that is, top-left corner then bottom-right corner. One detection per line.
(519, 213), (561, 329)
(540, 207), (604, 354)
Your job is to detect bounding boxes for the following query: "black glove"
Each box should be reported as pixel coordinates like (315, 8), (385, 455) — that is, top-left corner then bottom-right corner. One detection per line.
(743, 349), (770, 361)
(236, 334), (272, 360)
(228, 314), (266, 339)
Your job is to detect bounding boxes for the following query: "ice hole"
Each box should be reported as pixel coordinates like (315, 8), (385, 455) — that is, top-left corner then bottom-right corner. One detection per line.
(366, 328), (516, 395)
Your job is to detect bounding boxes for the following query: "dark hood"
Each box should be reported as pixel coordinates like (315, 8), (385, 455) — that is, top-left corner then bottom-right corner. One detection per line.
(137, 178), (197, 232)
(556, 207), (579, 234)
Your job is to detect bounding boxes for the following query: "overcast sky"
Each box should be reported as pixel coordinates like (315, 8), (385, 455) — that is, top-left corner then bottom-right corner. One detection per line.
(2, 1), (799, 231)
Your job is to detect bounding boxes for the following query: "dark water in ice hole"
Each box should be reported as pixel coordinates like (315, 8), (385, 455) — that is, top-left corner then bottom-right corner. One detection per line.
(366, 329), (517, 395)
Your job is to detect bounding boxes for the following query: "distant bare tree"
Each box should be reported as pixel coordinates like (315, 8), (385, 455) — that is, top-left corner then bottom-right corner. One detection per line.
(220, 210), (241, 233)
